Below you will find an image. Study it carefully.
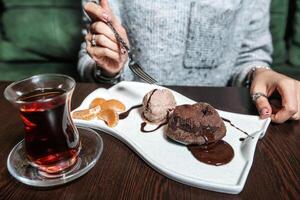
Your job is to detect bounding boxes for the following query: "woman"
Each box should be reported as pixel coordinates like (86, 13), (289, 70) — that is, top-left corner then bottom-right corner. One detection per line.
(78, 0), (300, 123)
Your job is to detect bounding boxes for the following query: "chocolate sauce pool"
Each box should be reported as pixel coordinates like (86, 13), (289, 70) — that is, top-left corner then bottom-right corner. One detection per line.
(188, 140), (234, 166)
(139, 116), (234, 165)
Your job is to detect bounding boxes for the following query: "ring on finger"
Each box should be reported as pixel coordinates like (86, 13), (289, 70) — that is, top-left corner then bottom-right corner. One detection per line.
(251, 92), (268, 102)
(91, 34), (97, 47)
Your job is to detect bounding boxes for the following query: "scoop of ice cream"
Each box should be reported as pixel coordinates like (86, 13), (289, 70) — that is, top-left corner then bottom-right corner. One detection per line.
(142, 89), (176, 124)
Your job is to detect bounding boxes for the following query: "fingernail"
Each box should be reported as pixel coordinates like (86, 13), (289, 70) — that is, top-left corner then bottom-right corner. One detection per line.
(260, 108), (270, 117)
(101, 13), (110, 22)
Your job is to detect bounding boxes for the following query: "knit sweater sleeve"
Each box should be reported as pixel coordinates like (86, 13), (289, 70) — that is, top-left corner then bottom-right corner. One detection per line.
(77, 0), (122, 82)
(231, 0), (273, 86)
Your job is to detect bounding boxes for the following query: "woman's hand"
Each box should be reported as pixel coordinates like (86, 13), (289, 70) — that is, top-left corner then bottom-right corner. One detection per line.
(84, 0), (129, 77)
(250, 68), (300, 123)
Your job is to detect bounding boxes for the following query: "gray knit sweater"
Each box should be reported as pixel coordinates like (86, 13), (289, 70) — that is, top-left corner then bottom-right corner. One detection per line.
(78, 0), (272, 86)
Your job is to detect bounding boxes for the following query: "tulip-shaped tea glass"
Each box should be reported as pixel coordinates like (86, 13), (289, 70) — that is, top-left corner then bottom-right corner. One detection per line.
(4, 74), (103, 187)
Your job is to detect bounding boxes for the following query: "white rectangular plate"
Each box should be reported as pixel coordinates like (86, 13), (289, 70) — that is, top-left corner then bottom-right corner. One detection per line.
(72, 81), (270, 194)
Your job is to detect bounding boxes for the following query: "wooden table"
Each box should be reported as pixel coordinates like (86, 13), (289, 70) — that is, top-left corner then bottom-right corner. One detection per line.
(0, 82), (299, 199)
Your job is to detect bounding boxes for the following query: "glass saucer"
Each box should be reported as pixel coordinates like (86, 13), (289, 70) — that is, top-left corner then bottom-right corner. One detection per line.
(7, 127), (103, 187)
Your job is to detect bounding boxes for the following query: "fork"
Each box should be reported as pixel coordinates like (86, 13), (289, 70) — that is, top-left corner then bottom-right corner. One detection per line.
(106, 22), (158, 84)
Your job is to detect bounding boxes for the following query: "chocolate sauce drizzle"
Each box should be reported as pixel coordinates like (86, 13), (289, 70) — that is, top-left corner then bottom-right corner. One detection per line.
(141, 111), (170, 133)
(140, 121), (168, 133)
(187, 140), (234, 166)
(221, 117), (254, 141)
(119, 89), (157, 121)
(119, 104), (142, 120)
(145, 89), (157, 110)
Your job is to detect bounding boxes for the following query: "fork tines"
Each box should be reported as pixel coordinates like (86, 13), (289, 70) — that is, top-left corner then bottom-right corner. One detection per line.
(129, 61), (157, 84)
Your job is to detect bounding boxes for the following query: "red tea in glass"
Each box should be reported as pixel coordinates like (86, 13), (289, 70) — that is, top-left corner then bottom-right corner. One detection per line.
(4, 74), (80, 175)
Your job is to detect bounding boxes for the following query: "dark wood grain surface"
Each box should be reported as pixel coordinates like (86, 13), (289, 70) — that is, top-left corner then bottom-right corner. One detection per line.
(0, 81), (299, 200)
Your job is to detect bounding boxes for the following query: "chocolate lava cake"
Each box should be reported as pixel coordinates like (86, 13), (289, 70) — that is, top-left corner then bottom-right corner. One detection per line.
(166, 103), (226, 145)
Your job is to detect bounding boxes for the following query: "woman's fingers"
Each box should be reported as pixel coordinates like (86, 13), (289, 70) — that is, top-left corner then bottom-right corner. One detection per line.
(250, 77), (272, 119)
(85, 33), (119, 53)
(86, 38), (121, 62)
(85, 36), (126, 76)
(93, 47), (120, 62)
(254, 96), (272, 119)
(251, 69), (300, 123)
(100, 0), (110, 10)
(89, 21), (129, 52)
(90, 47), (121, 63)
(84, 2), (111, 22)
(84, 0), (121, 28)
(84, 1), (129, 52)
(291, 82), (300, 120)
(271, 80), (298, 123)
(84, 1), (129, 77)
(90, 21), (117, 43)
